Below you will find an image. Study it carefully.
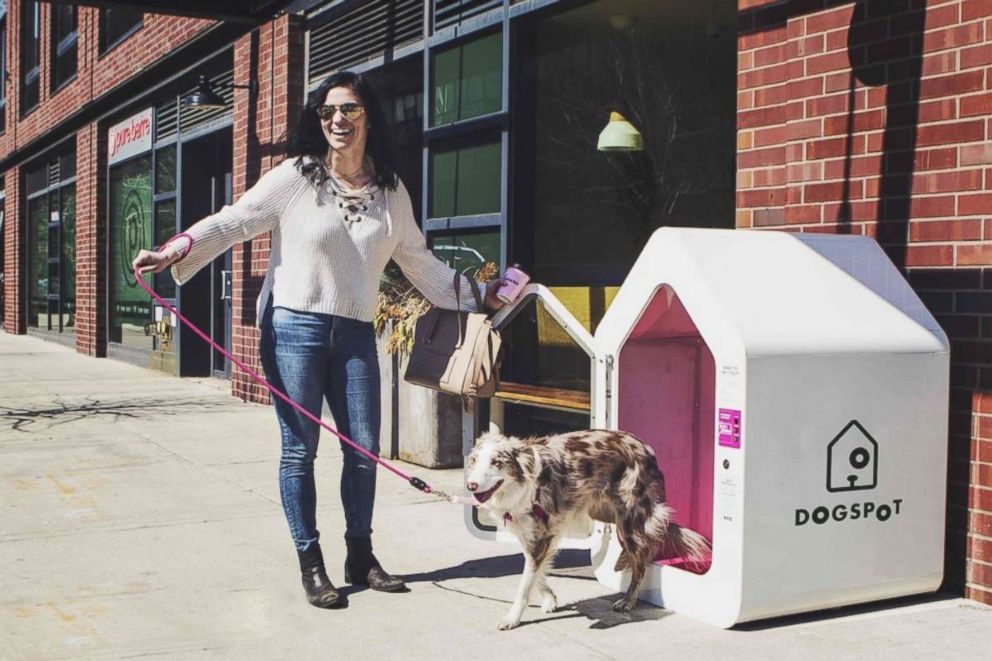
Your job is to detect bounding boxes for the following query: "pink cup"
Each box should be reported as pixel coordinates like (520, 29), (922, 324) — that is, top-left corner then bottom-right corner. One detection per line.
(497, 264), (530, 304)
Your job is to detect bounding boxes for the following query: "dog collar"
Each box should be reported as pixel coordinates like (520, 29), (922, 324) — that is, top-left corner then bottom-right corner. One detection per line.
(502, 503), (549, 526)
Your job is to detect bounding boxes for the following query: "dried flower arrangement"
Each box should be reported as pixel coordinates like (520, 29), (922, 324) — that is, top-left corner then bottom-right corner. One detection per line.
(374, 260), (499, 356)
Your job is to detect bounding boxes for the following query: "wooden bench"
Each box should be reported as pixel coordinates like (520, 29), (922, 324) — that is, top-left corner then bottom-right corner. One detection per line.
(494, 382), (590, 413)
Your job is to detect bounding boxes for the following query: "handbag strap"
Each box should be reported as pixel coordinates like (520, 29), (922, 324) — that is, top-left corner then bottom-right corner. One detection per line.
(453, 270), (485, 313)
(467, 274), (484, 311)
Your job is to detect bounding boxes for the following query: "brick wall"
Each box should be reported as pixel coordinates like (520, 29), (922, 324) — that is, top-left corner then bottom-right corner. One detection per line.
(230, 14), (305, 403)
(1, 7), (218, 342)
(737, 0), (992, 604)
(1, 167), (21, 334)
(12, 8), (213, 152)
(74, 123), (105, 356)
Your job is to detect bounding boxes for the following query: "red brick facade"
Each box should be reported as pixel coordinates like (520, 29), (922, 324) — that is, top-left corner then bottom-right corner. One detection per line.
(229, 14), (305, 403)
(0, 6), (215, 346)
(74, 123), (104, 356)
(737, 0), (992, 604)
(2, 167), (23, 334)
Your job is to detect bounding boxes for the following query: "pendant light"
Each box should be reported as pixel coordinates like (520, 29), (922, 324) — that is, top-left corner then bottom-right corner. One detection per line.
(597, 111), (643, 152)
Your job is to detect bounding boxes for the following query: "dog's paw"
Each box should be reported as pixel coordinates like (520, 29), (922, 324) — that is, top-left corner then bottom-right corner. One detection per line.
(611, 597), (635, 612)
(541, 593), (558, 613)
(497, 615), (521, 630)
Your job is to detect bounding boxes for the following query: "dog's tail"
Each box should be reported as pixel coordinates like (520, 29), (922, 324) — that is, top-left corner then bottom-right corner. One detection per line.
(661, 524), (711, 568)
(646, 502), (711, 565)
(613, 503), (711, 572)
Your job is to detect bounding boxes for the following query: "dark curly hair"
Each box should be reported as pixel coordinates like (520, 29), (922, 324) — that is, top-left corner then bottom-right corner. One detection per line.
(287, 70), (399, 190)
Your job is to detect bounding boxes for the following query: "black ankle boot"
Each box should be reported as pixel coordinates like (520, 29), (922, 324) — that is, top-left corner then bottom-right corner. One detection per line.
(344, 536), (406, 592)
(298, 543), (344, 608)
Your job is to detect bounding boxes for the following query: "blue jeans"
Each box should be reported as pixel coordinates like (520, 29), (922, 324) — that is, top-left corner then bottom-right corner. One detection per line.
(259, 304), (381, 552)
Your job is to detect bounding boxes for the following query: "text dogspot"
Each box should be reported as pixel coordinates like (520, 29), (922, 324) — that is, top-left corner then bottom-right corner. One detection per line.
(795, 498), (903, 526)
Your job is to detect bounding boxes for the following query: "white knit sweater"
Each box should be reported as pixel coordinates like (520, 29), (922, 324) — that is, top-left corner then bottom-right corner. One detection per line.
(164, 158), (481, 323)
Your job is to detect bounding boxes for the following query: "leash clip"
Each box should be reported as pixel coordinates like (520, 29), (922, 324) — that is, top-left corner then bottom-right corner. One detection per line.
(409, 476), (431, 493)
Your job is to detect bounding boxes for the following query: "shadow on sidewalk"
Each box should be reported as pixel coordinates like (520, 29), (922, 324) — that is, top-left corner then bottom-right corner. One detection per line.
(734, 591), (961, 631)
(385, 549), (669, 629)
(0, 396), (238, 432)
(399, 549), (593, 585)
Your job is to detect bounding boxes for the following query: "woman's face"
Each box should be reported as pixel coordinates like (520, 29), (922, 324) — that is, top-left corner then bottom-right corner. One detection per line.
(320, 85), (369, 159)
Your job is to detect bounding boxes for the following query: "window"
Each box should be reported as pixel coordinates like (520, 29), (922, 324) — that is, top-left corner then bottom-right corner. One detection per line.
(425, 31), (505, 227)
(0, 9), (8, 132)
(153, 144), (177, 299)
(430, 138), (501, 218)
(100, 7), (142, 53)
(26, 149), (76, 334)
(366, 56), (425, 216)
(430, 31), (502, 127)
(430, 228), (500, 277)
(20, 1), (40, 115)
(514, 1), (735, 289)
(51, 4), (77, 91)
(108, 155), (153, 346)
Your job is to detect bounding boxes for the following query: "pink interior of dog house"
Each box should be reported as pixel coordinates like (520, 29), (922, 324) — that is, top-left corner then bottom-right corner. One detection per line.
(616, 285), (714, 573)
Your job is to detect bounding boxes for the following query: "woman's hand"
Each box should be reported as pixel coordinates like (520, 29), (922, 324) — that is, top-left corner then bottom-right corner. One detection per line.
(131, 249), (176, 276)
(483, 279), (506, 312)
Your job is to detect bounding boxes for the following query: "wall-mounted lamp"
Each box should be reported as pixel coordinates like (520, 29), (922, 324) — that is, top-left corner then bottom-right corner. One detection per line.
(181, 75), (256, 110)
(597, 111), (643, 152)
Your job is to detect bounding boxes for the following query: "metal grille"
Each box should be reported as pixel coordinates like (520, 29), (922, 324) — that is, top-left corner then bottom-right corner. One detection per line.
(48, 160), (60, 187)
(308, 0), (422, 87)
(433, 0), (501, 31)
(155, 70), (235, 142)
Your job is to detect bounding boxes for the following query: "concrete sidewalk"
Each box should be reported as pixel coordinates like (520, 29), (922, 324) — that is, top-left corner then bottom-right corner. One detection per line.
(1, 331), (990, 660)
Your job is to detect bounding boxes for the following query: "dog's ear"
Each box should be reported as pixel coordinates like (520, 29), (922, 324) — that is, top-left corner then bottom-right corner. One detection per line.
(505, 447), (522, 478)
(475, 430), (503, 446)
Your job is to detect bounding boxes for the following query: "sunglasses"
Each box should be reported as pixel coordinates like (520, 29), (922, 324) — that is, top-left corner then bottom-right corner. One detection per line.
(317, 103), (365, 121)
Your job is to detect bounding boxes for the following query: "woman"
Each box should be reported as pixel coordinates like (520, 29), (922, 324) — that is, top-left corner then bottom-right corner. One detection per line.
(132, 71), (504, 609)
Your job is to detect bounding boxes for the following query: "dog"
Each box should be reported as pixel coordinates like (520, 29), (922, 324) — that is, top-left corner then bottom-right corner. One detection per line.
(465, 429), (709, 630)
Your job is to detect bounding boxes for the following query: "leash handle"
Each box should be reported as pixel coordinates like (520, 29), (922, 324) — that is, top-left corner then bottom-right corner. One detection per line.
(133, 267), (424, 487)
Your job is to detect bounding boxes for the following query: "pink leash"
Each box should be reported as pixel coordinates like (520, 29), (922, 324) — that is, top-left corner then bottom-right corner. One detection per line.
(133, 267), (459, 501)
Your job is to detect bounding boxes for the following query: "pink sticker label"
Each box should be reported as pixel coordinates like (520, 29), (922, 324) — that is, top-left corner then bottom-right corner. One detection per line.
(718, 409), (742, 449)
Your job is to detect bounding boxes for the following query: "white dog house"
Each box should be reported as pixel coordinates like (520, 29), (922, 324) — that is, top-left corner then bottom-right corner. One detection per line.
(471, 227), (949, 628)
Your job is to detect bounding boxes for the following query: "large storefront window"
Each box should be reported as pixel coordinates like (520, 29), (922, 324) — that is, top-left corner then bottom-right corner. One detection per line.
(500, 0), (736, 435)
(26, 151), (76, 334)
(515, 2), (735, 287)
(108, 155), (153, 346)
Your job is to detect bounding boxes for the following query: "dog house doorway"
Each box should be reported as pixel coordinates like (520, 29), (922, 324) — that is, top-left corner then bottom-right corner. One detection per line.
(615, 284), (714, 571)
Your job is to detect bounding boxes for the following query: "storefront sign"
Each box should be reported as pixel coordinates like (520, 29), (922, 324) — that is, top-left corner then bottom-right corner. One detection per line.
(108, 108), (153, 165)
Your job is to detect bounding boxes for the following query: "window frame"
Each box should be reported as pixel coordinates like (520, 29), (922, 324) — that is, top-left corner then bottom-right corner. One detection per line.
(421, 23), (510, 275)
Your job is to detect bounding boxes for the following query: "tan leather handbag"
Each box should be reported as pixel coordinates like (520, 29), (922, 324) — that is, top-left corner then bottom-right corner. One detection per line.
(404, 272), (502, 403)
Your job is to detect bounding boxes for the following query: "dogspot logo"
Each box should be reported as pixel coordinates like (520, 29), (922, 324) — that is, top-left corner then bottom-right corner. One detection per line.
(795, 420), (904, 527)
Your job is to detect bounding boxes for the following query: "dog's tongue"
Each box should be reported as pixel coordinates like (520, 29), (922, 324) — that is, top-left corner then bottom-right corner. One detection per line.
(473, 481), (502, 504)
